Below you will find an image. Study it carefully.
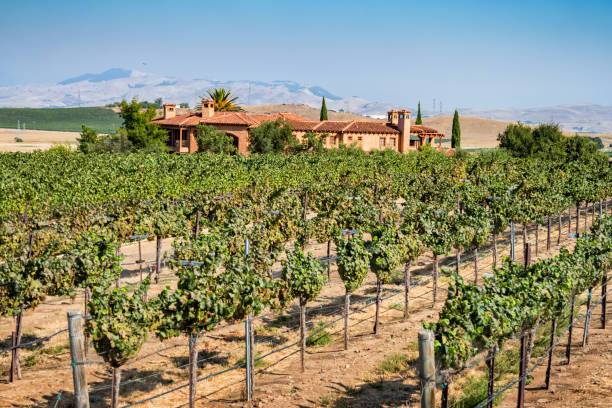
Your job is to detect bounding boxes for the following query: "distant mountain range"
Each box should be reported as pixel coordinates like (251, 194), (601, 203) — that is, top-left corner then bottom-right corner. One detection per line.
(1, 68), (610, 133)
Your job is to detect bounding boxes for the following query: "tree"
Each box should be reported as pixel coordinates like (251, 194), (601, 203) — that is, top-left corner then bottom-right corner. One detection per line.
(451, 109), (461, 149)
(179, 102), (190, 108)
(77, 125), (99, 153)
(248, 119), (298, 154)
(416, 102), (423, 125)
(195, 124), (237, 154)
(320, 97), (328, 121)
(118, 98), (168, 150)
(498, 122), (605, 164)
(279, 248), (327, 371)
(205, 88), (243, 112)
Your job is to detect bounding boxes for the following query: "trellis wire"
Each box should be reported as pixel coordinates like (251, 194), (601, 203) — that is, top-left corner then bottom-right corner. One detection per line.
(471, 284), (611, 408)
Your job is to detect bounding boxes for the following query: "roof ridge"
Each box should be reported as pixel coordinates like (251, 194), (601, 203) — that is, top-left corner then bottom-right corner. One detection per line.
(341, 120), (356, 132)
(312, 121), (325, 131)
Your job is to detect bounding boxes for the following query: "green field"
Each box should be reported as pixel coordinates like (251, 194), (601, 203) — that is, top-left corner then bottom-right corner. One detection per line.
(0, 107), (123, 133)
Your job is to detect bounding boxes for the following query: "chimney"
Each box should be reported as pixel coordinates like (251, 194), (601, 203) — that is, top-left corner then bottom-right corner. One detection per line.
(201, 99), (215, 118)
(163, 103), (176, 119)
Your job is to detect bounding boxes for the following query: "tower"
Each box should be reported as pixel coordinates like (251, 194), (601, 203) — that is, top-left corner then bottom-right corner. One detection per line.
(387, 109), (411, 152)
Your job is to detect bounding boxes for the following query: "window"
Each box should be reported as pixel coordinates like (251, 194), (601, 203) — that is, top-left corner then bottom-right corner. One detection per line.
(348, 136), (353, 141)
(379, 137), (386, 147)
(410, 139), (416, 147)
(390, 138), (396, 147)
(357, 136), (363, 142)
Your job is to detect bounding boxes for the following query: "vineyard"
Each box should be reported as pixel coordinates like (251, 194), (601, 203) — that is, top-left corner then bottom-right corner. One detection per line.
(0, 148), (611, 407)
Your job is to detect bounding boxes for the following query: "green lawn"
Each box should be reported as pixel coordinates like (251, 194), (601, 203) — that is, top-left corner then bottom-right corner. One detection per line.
(0, 107), (122, 133)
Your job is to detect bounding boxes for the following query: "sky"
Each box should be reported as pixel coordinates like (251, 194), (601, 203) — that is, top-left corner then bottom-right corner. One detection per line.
(1, 0), (611, 109)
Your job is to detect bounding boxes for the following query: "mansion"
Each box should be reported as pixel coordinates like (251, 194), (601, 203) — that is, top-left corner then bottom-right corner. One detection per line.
(152, 99), (446, 154)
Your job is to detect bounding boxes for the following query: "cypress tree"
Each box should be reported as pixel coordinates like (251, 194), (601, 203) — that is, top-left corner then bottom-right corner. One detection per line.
(451, 109), (461, 149)
(415, 102), (423, 125)
(320, 97), (328, 121)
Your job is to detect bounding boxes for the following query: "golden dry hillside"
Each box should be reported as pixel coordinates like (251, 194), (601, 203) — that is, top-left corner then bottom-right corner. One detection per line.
(422, 116), (512, 148)
(244, 104), (381, 122)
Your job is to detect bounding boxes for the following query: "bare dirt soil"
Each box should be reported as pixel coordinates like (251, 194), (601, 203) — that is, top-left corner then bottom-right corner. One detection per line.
(498, 304), (612, 408)
(0, 129), (78, 152)
(1, 207), (608, 407)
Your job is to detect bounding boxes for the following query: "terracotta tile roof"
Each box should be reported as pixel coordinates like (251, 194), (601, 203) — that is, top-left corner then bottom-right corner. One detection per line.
(152, 111), (311, 127)
(344, 122), (400, 134)
(411, 125), (444, 136)
(152, 111), (444, 138)
(284, 120), (319, 131)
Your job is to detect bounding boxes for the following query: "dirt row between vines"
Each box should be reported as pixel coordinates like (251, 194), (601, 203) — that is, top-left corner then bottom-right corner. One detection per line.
(0, 208), (607, 407)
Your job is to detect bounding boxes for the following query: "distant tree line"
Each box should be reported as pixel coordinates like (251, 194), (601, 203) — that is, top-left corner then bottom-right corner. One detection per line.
(498, 122), (606, 164)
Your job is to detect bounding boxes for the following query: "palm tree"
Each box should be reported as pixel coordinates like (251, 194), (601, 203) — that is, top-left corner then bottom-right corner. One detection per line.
(202, 88), (243, 112)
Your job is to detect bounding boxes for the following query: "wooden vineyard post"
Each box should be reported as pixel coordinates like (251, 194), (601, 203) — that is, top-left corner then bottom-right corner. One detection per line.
(9, 331), (17, 382)
(517, 331), (528, 408)
(566, 295), (575, 364)
(138, 239), (144, 283)
(522, 224), (528, 264)
(603, 274), (607, 329)
(584, 205), (587, 232)
(374, 280), (382, 334)
(67, 311), (90, 408)
(155, 236), (162, 283)
(327, 240), (331, 279)
(10, 306), (24, 382)
(545, 318), (557, 390)
(299, 298), (306, 372)
(568, 207), (572, 236)
(418, 330), (435, 408)
(473, 247), (479, 284)
(403, 260), (411, 321)
(84, 287), (91, 356)
(344, 291), (351, 350)
(582, 287), (592, 347)
(486, 345), (497, 408)
(301, 191), (308, 250)
(524, 243), (532, 269)
(244, 315), (253, 401)
(433, 254), (439, 306)
(510, 221), (516, 261)
(456, 249), (460, 274)
(111, 367), (121, 408)
(188, 333), (199, 408)
(493, 233), (498, 268)
(243, 238), (254, 401)
(535, 223), (539, 257)
(547, 216), (551, 251)
(557, 212), (562, 246)
(194, 211), (201, 238)
(576, 204), (580, 235)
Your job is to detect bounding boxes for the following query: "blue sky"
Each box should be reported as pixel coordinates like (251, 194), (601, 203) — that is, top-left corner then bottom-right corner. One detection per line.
(1, 0), (611, 109)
